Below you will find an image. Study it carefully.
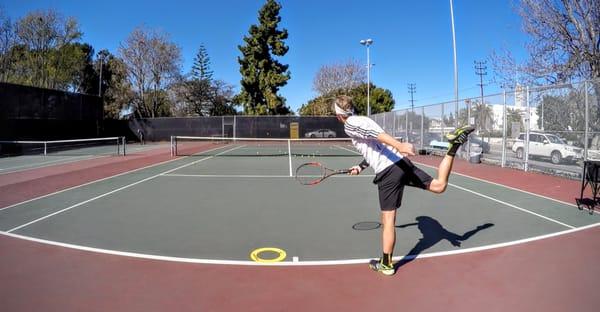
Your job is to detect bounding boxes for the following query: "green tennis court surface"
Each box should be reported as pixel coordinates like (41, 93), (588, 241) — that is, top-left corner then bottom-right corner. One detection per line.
(1, 148), (598, 264)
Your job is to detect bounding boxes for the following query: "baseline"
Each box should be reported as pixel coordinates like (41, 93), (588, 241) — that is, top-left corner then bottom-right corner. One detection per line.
(1, 221), (597, 266)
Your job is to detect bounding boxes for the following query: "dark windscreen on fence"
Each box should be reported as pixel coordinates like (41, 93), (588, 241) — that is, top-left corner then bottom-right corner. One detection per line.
(0, 82), (102, 140)
(125, 116), (348, 141)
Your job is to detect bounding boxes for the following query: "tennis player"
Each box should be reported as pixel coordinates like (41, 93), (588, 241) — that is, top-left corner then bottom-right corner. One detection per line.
(333, 95), (474, 276)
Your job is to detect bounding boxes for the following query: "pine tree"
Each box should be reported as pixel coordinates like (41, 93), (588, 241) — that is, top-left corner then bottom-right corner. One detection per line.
(191, 44), (213, 82)
(236, 0), (291, 115)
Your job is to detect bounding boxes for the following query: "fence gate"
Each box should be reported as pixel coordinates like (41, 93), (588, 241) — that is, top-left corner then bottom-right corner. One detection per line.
(223, 116), (235, 138)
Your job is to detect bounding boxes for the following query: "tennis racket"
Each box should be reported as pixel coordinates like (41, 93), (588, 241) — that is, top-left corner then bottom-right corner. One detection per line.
(295, 162), (350, 185)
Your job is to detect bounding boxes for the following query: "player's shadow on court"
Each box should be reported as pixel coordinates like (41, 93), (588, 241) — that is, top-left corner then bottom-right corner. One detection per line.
(394, 216), (494, 270)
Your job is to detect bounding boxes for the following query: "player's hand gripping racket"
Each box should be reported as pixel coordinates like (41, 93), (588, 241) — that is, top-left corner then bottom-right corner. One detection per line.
(295, 162), (350, 186)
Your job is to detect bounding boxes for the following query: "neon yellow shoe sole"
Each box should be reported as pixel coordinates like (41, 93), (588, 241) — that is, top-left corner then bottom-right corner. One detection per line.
(446, 125), (475, 144)
(369, 260), (395, 276)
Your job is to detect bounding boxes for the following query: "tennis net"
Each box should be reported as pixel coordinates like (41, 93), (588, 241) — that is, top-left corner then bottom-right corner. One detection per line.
(0, 137), (126, 157)
(170, 136), (362, 157)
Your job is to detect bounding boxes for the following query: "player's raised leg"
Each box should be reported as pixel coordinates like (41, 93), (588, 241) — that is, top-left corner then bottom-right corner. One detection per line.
(428, 125), (475, 193)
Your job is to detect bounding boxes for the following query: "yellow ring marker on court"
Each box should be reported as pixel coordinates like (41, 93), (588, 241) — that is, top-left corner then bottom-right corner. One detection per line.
(250, 247), (287, 263)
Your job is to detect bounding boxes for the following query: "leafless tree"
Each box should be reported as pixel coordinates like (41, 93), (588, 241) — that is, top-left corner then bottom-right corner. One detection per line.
(119, 27), (181, 117)
(312, 58), (366, 96)
(172, 76), (212, 116)
(119, 28), (151, 117)
(490, 0), (600, 128)
(492, 0), (599, 87)
(171, 77), (237, 116)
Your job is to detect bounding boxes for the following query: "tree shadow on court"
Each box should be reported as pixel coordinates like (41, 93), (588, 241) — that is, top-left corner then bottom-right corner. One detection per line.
(393, 216), (494, 270)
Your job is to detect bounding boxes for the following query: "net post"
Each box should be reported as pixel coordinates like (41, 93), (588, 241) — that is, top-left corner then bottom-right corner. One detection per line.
(501, 90), (507, 167)
(420, 107), (424, 150)
(288, 139), (292, 177)
(525, 86), (530, 172)
(122, 137), (126, 156)
(170, 136), (174, 156)
(584, 80), (589, 161)
(405, 110), (409, 143)
(44, 142), (47, 156)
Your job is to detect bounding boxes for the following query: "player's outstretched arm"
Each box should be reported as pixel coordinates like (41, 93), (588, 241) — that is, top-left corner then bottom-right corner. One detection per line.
(377, 133), (415, 156)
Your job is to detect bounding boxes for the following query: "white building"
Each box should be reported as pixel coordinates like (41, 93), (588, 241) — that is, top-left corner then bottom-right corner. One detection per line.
(489, 104), (540, 132)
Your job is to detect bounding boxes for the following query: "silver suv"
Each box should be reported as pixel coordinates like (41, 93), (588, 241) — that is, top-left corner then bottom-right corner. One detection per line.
(512, 132), (582, 164)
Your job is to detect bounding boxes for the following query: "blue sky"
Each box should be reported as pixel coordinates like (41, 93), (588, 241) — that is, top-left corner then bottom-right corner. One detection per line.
(3, 0), (529, 112)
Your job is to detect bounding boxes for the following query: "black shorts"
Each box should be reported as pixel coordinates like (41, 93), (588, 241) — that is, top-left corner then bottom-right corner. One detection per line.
(373, 158), (433, 211)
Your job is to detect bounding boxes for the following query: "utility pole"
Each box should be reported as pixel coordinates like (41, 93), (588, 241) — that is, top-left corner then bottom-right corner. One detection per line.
(408, 83), (416, 111)
(473, 60), (488, 156)
(474, 60), (488, 127)
(474, 60), (487, 105)
(408, 83), (416, 133)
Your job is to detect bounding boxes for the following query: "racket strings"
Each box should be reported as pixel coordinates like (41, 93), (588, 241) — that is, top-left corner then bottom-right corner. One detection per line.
(295, 163), (326, 185)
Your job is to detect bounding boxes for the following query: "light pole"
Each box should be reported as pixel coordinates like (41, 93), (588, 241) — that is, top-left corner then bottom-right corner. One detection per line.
(97, 50), (108, 97)
(360, 38), (373, 116)
(449, 0), (458, 128)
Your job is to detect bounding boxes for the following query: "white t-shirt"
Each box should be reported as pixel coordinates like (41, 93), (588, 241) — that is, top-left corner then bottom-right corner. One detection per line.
(344, 115), (403, 174)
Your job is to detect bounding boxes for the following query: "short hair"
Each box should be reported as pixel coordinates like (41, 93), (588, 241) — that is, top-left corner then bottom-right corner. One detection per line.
(332, 95), (354, 114)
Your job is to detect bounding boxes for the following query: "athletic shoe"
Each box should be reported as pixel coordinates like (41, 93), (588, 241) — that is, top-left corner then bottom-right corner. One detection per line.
(369, 259), (395, 276)
(445, 125), (475, 145)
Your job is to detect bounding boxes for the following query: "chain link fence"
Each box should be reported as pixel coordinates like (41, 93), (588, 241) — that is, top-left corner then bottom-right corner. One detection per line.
(372, 79), (600, 180)
(114, 79), (599, 180)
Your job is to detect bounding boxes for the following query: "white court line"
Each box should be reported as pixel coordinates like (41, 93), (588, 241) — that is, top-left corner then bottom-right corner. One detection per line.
(450, 183), (575, 229)
(0, 155), (102, 174)
(163, 163), (576, 228)
(414, 161), (581, 209)
(0, 143), (239, 212)
(162, 173), (376, 178)
(1, 221), (598, 266)
(0, 144), (167, 175)
(0, 143), (247, 212)
(332, 144), (361, 155)
(4, 145), (245, 232)
(166, 174), (292, 178)
(413, 161), (577, 228)
(0, 156), (182, 212)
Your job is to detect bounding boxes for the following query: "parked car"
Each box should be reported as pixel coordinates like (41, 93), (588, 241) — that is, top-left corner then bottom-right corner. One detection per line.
(429, 140), (450, 150)
(305, 129), (336, 138)
(511, 132), (583, 164)
(423, 132), (487, 151)
(416, 132), (443, 146)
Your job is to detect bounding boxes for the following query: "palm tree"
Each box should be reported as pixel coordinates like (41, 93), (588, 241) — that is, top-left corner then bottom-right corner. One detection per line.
(470, 99), (494, 135)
